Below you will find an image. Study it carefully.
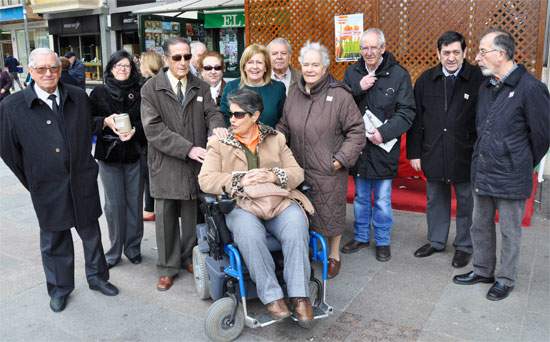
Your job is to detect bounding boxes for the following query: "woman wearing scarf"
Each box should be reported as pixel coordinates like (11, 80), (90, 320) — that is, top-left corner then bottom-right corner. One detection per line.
(90, 50), (145, 268)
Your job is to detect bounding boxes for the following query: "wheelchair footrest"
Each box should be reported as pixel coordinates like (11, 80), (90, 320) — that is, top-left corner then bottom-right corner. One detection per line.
(290, 302), (333, 322)
(245, 312), (285, 329)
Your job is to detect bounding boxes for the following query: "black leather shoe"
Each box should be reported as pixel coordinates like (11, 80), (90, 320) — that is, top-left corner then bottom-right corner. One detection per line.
(341, 240), (369, 254)
(107, 260), (119, 269)
(376, 245), (391, 262)
(89, 280), (119, 296)
(414, 243), (443, 258)
(50, 295), (68, 312)
(452, 250), (471, 268)
(453, 271), (495, 285)
(486, 282), (514, 301)
(129, 255), (142, 264)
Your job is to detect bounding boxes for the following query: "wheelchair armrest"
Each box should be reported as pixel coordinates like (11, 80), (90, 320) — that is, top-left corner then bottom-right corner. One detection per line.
(199, 193), (217, 204)
(297, 182), (312, 194)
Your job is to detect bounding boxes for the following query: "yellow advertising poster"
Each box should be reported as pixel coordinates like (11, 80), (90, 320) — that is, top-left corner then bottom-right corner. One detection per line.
(335, 14), (363, 62)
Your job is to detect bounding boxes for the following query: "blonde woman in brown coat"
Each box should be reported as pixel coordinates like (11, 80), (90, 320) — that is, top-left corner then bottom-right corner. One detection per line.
(277, 42), (366, 279)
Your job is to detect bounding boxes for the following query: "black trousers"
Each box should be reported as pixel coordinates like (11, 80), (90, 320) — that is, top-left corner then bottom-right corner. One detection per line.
(40, 220), (109, 298)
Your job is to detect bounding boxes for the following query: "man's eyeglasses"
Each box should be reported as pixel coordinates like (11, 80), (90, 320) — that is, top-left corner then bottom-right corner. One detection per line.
(32, 65), (60, 74)
(228, 111), (249, 119)
(114, 64), (131, 69)
(166, 54), (192, 62)
(203, 65), (222, 71)
(477, 49), (498, 57)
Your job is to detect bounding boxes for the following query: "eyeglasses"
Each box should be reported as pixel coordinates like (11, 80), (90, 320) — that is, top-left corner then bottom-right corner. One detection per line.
(203, 65), (222, 71)
(114, 64), (131, 69)
(228, 111), (249, 119)
(32, 65), (60, 74)
(477, 49), (498, 57)
(166, 54), (192, 62)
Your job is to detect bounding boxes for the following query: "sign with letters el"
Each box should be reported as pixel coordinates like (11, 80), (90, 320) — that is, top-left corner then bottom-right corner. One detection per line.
(204, 12), (245, 28)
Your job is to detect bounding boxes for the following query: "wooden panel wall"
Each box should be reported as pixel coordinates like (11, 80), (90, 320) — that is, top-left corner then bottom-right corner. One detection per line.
(245, 0), (548, 83)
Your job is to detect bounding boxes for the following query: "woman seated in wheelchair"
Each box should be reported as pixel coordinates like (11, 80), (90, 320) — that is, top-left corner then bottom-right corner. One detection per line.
(198, 88), (314, 323)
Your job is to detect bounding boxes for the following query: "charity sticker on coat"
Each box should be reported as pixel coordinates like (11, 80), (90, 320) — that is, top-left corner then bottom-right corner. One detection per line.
(464, 93), (469, 100)
(326, 96), (333, 102)
(509, 92), (514, 98)
(197, 96), (203, 102)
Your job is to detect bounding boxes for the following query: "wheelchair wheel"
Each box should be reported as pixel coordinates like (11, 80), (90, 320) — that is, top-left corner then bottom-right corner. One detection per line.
(204, 297), (245, 342)
(193, 246), (210, 299)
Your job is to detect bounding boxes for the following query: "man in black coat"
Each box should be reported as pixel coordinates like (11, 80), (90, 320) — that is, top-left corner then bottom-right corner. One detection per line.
(0, 48), (118, 312)
(453, 29), (549, 301)
(342, 28), (416, 262)
(407, 31), (486, 268)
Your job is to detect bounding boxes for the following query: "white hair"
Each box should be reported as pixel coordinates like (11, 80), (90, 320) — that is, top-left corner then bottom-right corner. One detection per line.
(298, 41), (330, 67)
(29, 48), (60, 67)
(190, 41), (206, 54)
(267, 38), (292, 55)
(361, 28), (386, 48)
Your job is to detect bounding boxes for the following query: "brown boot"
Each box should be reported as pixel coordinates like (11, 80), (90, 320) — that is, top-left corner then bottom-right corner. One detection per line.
(327, 258), (341, 279)
(157, 276), (173, 291)
(266, 299), (291, 320)
(290, 297), (314, 322)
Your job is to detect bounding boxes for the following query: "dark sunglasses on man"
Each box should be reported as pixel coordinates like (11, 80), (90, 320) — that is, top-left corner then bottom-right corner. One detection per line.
(203, 65), (223, 71)
(228, 111), (249, 119)
(166, 53), (192, 62)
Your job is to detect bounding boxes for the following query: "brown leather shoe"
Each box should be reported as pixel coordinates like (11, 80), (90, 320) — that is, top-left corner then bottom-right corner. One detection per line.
(327, 258), (341, 279)
(290, 297), (314, 322)
(266, 299), (291, 320)
(184, 264), (194, 274)
(157, 276), (173, 291)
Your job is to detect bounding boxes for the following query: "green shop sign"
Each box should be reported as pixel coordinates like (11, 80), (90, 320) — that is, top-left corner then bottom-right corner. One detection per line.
(204, 12), (244, 28)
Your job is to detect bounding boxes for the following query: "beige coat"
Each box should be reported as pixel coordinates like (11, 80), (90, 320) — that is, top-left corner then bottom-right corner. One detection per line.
(141, 68), (226, 200)
(198, 123), (313, 214)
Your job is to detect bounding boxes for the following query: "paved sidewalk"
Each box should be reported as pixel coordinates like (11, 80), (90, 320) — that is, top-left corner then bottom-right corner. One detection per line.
(0, 158), (548, 342)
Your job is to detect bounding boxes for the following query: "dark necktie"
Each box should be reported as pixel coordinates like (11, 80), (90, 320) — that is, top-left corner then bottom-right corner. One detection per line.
(177, 81), (184, 105)
(450, 75), (456, 88)
(48, 94), (59, 114)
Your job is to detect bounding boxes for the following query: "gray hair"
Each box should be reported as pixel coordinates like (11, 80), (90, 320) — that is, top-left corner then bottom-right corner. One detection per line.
(190, 41), (207, 54)
(361, 28), (386, 48)
(227, 89), (264, 118)
(298, 41), (330, 67)
(481, 28), (515, 60)
(29, 48), (60, 67)
(162, 37), (190, 56)
(267, 38), (292, 55)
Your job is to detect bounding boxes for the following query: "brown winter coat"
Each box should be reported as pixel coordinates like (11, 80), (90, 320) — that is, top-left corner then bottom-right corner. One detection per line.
(277, 72), (366, 237)
(198, 123), (314, 215)
(141, 68), (226, 200)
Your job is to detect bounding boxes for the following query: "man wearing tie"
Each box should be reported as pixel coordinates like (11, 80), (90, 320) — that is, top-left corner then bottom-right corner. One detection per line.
(0, 48), (118, 313)
(407, 31), (485, 268)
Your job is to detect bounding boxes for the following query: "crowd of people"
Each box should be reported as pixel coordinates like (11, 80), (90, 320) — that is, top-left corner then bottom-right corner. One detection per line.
(0, 27), (548, 323)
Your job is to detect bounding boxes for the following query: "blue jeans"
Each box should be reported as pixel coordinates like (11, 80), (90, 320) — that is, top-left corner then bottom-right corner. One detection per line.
(353, 178), (393, 246)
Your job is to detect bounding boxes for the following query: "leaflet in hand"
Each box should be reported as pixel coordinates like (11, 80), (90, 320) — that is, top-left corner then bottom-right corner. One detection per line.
(363, 109), (398, 153)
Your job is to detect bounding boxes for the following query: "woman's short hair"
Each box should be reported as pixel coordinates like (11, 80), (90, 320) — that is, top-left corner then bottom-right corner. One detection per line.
(199, 50), (225, 72)
(239, 44), (271, 88)
(140, 52), (163, 77)
(59, 56), (71, 71)
(104, 50), (139, 81)
(298, 41), (330, 68)
(227, 89), (264, 118)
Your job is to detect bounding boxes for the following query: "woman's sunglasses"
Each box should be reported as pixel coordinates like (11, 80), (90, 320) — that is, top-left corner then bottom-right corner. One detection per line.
(203, 65), (222, 71)
(166, 54), (192, 62)
(228, 111), (249, 119)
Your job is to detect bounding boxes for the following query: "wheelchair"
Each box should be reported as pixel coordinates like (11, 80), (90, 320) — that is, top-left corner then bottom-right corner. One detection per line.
(193, 185), (333, 342)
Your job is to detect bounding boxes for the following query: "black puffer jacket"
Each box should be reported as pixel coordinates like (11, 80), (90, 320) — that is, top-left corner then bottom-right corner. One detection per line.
(343, 52), (416, 179)
(471, 64), (550, 200)
(407, 61), (486, 183)
(90, 77), (145, 163)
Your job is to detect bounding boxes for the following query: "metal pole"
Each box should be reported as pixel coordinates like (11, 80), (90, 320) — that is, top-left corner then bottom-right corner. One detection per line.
(22, 3), (31, 62)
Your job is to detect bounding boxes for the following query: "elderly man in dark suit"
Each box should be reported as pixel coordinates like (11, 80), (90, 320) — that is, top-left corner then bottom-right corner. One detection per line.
(0, 48), (118, 313)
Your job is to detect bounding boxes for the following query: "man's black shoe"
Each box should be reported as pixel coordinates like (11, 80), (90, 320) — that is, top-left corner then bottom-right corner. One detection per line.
(89, 280), (119, 296)
(453, 271), (494, 285)
(50, 295), (68, 312)
(452, 250), (471, 268)
(486, 282), (514, 301)
(414, 243), (443, 258)
(129, 255), (142, 264)
(341, 240), (369, 254)
(376, 245), (391, 262)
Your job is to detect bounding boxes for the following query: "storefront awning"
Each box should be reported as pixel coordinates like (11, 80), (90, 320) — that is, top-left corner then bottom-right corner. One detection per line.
(132, 0), (244, 17)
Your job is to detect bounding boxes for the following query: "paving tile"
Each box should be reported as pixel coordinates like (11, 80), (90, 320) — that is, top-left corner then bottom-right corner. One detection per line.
(522, 312), (550, 342)
(526, 253), (550, 315)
